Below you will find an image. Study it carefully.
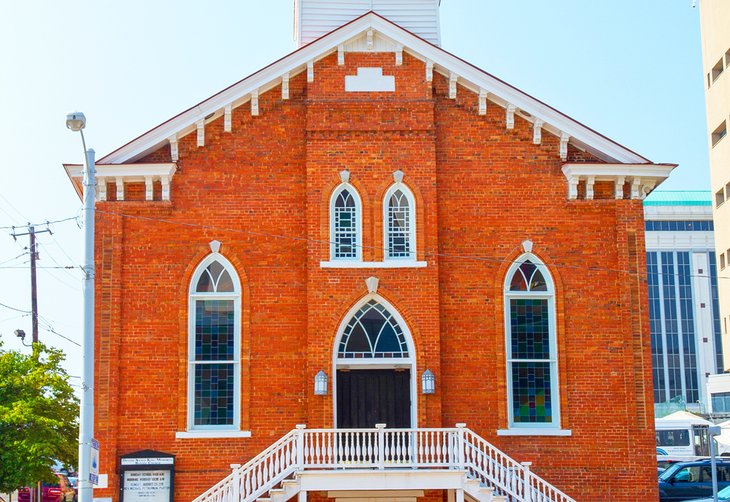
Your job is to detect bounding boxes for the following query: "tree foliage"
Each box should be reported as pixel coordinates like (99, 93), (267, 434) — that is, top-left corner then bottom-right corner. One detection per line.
(0, 342), (79, 493)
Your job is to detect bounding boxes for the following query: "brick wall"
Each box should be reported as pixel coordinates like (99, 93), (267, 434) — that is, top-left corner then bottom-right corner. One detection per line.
(89, 50), (657, 501)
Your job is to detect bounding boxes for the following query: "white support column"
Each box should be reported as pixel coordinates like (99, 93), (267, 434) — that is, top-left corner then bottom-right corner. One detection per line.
(196, 119), (205, 147)
(224, 105), (232, 132)
(425, 60), (433, 82)
(506, 104), (515, 130)
(144, 176), (153, 201)
(559, 132), (570, 160)
(251, 89), (259, 116)
(395, 44), (403, 66)
(522, 462), (533, 502)
(307, 61), (314, 82)
(231, 464), (241, 501)
(567, 176), (579, 200)
(161, 176), (171, 201)
(376, 423), (386, 469)
(478, 89), (487, 116)
(115, 177), (124, 201)
(585, 176), (595, 200)
(449, 73), (458, 99)
(455, 489), (464, 502)
(533, 119), (543, 144)
(366, 29), (374, 50)
(97, 178), (107, 201)
(282, 73), (290, 100)
(614, 176), (625, 199)
(298, 491), (307, 502)
(295, 424), (306, 468)
(168, 135), (178, 161)
(337, 44), (344, 65)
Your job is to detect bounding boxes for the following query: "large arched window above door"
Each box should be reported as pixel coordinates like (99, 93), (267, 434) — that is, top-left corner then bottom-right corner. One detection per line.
(330, 184), (362, 261)
(188, 254), (241, 431)
(504, 254), (560, 430)
(383, 184), (416, 260)
(338, 300), (409, 359)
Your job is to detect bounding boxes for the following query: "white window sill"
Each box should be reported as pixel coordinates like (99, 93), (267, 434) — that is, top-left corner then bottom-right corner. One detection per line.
(176, 430), (252, 439)
(497, 428), (572, 437)
(320, 260), (427, 269)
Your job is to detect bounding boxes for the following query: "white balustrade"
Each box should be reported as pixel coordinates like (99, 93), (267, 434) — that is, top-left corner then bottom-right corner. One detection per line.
(194, 426), (575, 502)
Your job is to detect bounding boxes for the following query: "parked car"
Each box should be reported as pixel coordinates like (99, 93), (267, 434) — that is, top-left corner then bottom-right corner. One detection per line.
(681, 483), (730, 501)
(659, 459), (730, 501)
(18, 473), (76, 502)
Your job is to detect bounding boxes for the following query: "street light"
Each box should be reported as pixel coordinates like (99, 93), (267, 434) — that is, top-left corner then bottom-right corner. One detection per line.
(66, 111), (96, 502)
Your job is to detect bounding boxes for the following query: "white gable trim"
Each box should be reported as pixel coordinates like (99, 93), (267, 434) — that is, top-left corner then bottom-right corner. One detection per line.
(99, 12), (653, 165)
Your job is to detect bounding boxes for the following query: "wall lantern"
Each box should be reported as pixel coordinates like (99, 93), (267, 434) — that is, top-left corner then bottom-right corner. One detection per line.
(314, 370), (328, 395)
(422, 369), (435, 395)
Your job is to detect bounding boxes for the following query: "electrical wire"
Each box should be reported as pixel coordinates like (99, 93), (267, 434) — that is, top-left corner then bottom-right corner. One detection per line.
(0, 215), (80, 231)
(94, 208), (730, 283)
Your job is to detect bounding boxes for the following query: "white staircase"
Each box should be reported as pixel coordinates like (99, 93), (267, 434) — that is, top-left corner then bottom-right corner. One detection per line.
(193, 424), (575, 502)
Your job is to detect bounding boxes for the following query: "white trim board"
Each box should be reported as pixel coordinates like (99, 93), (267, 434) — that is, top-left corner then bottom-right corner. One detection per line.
(95, 12), (658, 167)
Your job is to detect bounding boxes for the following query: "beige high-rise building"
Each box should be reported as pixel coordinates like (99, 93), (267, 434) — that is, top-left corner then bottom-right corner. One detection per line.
(699, 0), (730, 366)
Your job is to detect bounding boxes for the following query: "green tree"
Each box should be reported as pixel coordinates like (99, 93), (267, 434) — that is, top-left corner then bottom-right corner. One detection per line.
(0, 342), (79, 492)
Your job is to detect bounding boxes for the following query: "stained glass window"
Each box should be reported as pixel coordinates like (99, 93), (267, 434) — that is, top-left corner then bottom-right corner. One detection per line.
(332, 187), (360, 260)
(338, 300), (409, 359)
(505, 255), (557, 427)
(189, 256), (240, 429)
(386, 188), (413, 259)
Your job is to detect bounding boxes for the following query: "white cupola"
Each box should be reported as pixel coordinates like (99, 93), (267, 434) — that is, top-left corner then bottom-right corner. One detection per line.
(294, 0), (441, 47)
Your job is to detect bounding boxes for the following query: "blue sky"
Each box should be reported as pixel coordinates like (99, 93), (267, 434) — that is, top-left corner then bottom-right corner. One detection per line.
(0, 1), (708, 374)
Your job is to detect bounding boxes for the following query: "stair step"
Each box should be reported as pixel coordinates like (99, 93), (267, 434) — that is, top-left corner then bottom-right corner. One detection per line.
(257, 498), (272, 502)
(491, 497), (507, 502)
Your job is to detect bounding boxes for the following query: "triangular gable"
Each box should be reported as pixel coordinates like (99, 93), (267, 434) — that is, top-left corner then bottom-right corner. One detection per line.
(99, 11), (652, 166)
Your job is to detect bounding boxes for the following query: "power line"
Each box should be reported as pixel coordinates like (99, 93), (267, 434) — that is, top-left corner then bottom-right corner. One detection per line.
(0, 265), (78, 270)
(94, 208), (730, 283)
(0, 301), (31, 314)
(0, 215), (80, 231)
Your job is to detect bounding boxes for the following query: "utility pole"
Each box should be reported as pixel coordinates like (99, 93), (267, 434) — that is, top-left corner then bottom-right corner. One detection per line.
(11, 224), (52, 343)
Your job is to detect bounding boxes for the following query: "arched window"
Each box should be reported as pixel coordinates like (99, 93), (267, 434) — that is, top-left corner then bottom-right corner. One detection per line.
(384, 184), (416, 260)
(188, 254), (241, 430)
(330, 184), (362, 260)
(338, 299), (410, 359)
(504, 254), (559, 429)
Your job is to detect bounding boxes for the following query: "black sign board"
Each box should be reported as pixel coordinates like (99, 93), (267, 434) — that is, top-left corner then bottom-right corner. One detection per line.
(119, 450), (175, 502)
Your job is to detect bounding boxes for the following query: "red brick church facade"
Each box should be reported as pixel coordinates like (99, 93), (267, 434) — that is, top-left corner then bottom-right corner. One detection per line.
(65, 6), (674, 501)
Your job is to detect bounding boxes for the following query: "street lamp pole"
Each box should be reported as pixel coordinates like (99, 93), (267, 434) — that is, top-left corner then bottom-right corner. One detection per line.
(66, 112), (95, 502)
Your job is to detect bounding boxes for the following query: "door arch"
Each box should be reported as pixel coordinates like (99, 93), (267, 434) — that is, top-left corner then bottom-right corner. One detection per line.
(332, 295), (417, 428)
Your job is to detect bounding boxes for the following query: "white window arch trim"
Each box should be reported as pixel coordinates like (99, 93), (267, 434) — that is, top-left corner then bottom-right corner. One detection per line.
(331, 294), (418, 428)
(383, 182), (417, 261)
(499, 253), (570, 436)
(330, 183), (363, 261)
(186, 253), (242, 433)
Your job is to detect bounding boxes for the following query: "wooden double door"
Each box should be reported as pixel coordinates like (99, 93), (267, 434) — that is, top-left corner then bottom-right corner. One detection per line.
(336, 369), (411, 429)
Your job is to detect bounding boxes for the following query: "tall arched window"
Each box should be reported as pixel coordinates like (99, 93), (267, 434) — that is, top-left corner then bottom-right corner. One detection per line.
(383, 184), (416, 260)
(188, 254), (241, 430)
(504, 254), (559, 429)
(330, 184), (362, 260)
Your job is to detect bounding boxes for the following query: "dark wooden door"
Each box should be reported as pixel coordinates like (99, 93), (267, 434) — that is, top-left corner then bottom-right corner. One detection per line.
(336, 369), (411, 428)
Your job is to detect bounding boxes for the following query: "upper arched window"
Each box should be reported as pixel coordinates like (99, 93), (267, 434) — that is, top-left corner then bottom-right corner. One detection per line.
(330, 184), (362, 260)
(504, 254), (559, 429)
(338, 300), (409, 359)
(384, 184), (416, 260)
(188, 254), (241, 431)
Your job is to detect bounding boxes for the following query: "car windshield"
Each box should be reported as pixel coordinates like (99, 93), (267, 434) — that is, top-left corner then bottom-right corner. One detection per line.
(719, 485), (730, 499)
(659, 463), (684, 481)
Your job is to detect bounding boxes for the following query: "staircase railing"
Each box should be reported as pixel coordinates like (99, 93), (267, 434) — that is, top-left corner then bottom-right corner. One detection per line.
(193, 424), (576, 502)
